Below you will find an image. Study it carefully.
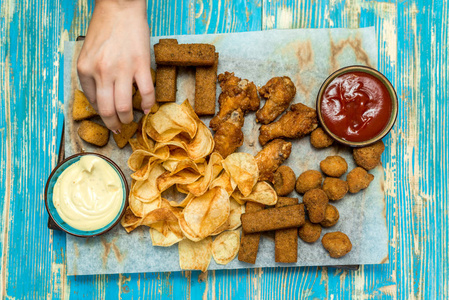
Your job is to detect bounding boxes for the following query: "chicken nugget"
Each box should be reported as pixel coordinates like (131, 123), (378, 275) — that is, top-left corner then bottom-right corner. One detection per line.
(295, 170), (322, 194)
(273, 165), (296, 196)
(320, 204), (340, 228)
(322, 177), (348, 201)
(298, 220), (322, 243)
(322, 232), (352, 258)
(238, 202), (265, 264)
(195, 53), (219, 116)
(320, 156), (348, 178)
(310, 127), (334, 149)
(78, 120), (109, 147)
(113, 121), (139, 148)
(353, 140), (385, 170)
(303, 189), (328, 223)
(346, 167), (374, 193)
(154, 43), (216, 66)
(72, 90), (97, 121)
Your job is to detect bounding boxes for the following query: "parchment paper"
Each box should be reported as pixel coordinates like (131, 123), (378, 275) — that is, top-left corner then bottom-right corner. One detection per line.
(64, 27), (388, 275)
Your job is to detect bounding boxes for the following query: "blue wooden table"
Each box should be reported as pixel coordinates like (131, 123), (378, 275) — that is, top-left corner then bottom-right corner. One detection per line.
(1, 0), (447, 299)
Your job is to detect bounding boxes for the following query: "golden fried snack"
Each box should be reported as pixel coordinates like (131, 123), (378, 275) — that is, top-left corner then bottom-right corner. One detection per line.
(213, 109), (244, 158)
(322, 177), (349, 201)
(320, 204), (340, 228)
(72, 90), (97, 121)
(210, 72), (260, 131)
(195, 53), (219, 116)
(295, 170), (322, 194)
(155, 65), (177, 103)
(259, 103), (318, 145)
(303, 189), (328, 223)
(346, 167), (374, 193)
(241, 204), (305, 234)
(298, 220), (322, 243)
(154, 42), (216, 66)
(321, 232), (352, 258)
(273, 165), (296, 196)
(310, 128), (334, 149)
(320, 156), (348, 178)
(113, 121), (139, 148)
(255, 139), (292, 182)
(275, 197), (299, 263)
(353, 140), (385, 170)
(78, 120), (109, 147)
(256, 76), (296, 124)
(238, 202), (265, 264)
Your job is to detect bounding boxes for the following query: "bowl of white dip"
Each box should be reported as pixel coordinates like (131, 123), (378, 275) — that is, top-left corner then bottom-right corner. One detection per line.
(45, 153), (129, 237)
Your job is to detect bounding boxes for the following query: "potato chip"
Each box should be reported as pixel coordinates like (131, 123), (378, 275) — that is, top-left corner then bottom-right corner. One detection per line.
(181, 152), (223, 196)
(232, 181), (278, 206)
(178, 237), (213, 272)
(154, 122), (214, 161)
(150, 227), (184, 247)
(211, 198), (244, 235)
(129, 137), (146, 152)
(132, 164), (166, 202)
(128, 194), (161, 218)
(212, 230), (240, 265)
(148, 101), (197, 142)
(180, 187), (230, 240)
(140, 113), (155, 150)
(157, 169), (202, 193)
(128, 147), (169, 171)
(162, 159), (206, 175)
(210, 170), (237, 196)
(222, 153), (259, 197)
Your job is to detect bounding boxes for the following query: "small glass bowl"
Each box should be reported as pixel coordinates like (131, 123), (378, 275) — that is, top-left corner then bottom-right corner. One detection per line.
(44, 152), (129, 237)
(316, 65), (398, 147)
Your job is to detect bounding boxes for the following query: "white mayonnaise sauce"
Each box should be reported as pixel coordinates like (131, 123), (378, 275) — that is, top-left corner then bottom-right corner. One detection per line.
(53, 155), (124, 231)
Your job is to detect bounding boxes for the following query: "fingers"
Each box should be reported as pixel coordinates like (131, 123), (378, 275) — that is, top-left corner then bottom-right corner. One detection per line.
(77, 59), (99, 112)
(96, 81), (122, 133)
(114, 77), (134, 124)
(135, 69), (155, 114)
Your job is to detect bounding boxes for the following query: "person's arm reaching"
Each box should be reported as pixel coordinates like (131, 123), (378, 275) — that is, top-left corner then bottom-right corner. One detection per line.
(77, 0), (155, 133)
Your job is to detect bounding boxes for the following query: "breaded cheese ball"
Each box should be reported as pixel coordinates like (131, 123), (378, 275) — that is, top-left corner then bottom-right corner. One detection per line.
(320, 204), (340, 228)
(296, 170), (322, 194)
(346, 167), (374, 193)
(322, 232), (352, 258)
(310, 128), (334, 149)
(320, 156), (348, 178)
(353, 140), (385, 170)
(298, 220), (322, 243)
(303, 188), (329, 223)
(322, 177), (349, 201)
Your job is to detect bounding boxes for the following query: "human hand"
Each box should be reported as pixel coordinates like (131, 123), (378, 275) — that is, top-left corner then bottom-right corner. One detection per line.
(77, 0), (155, 133)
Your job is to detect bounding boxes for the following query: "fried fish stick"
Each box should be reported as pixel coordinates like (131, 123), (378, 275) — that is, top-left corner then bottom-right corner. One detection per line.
(241, 204), (305, 234)
(154, 43), (216, 66)
(195, 53), (219, 115)
(155, 39), (178, 103)
(238, 202), (265, 264)
(275, 197), (299, 263)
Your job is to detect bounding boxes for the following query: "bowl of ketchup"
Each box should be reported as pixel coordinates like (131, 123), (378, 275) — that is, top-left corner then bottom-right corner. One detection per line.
(317, 65), (398, 147)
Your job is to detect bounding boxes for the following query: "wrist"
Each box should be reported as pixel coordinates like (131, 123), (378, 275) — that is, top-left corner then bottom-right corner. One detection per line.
(95, 0), (147, 13)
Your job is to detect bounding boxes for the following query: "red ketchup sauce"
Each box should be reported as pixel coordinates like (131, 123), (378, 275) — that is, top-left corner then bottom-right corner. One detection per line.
(320, 71), (392, 142)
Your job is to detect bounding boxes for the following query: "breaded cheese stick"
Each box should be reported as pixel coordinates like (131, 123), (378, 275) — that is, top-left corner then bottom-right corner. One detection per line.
(238, 202), (265, 264)
(275, 197), (299, 263)
(194, 52), (219, 115)
(241, 204), (305, 234)
(155, 39), (178, 103)
(154, 43), (216, 66)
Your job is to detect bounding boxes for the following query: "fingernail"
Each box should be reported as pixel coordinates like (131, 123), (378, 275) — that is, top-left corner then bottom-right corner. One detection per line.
(144, 109), (150, 115)
(112, 129), (121, 135)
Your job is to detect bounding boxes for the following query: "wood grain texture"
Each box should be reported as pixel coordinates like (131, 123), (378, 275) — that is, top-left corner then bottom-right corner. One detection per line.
(0, 0), (448, 299)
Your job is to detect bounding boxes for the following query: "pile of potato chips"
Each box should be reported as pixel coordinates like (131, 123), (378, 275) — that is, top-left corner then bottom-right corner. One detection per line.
(121, 100), (278, 271)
